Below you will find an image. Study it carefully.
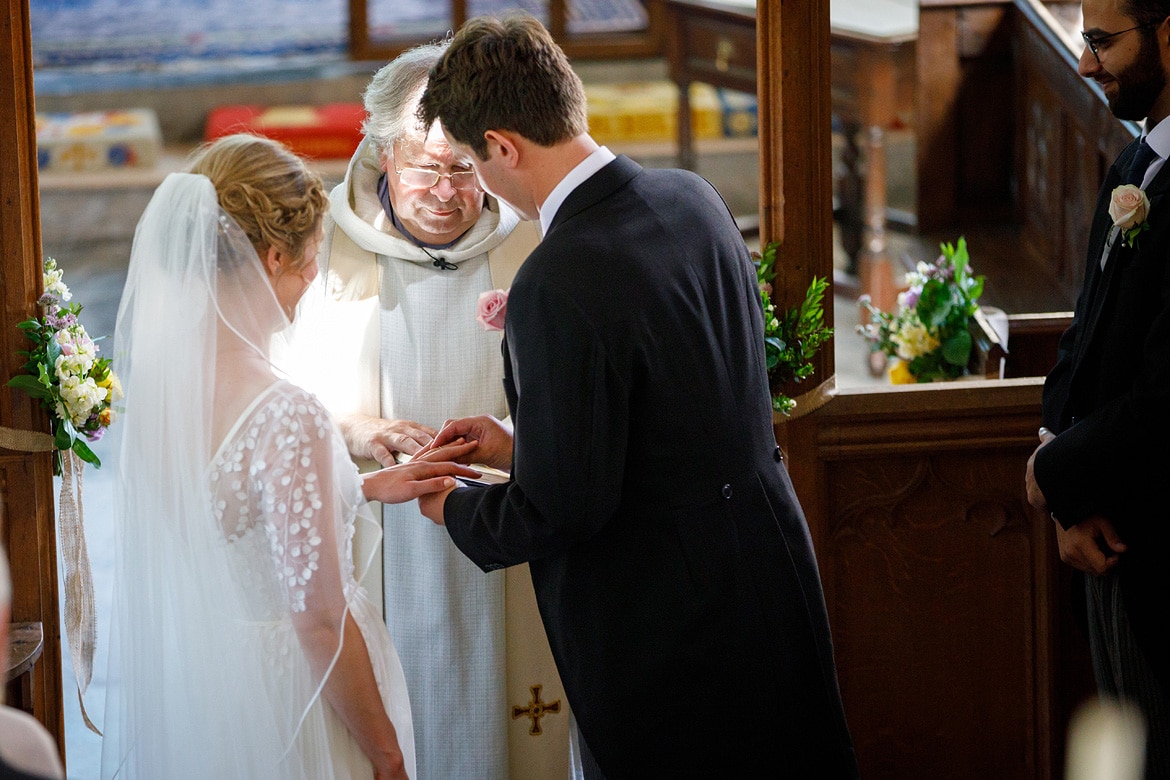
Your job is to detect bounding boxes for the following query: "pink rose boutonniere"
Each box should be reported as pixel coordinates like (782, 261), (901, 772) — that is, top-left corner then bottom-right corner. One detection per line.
(476, 288), (509, 332)
(1109, 184), (1151, 249)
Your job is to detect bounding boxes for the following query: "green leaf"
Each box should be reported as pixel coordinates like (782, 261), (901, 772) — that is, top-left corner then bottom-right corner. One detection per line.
(54, 420), (74, 450)
(942, 329), (973, 366)
(46, 333), (62, 364)
(6, 374), (52, 400)
(72, 438), (102, 469)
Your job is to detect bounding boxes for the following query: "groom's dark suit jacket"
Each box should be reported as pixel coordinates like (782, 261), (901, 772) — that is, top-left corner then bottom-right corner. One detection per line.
(444, 156), (857, 776)
(1036, 137), (1170, 685)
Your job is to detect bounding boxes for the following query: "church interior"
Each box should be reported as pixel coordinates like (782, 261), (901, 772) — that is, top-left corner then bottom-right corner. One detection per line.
(2, 0), (1149, 777)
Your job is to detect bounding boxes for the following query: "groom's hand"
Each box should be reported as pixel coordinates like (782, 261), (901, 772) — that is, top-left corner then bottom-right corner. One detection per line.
(420, 415), (514, 471)
(340, 414), (438, 467)
(418, 488), (452, 526)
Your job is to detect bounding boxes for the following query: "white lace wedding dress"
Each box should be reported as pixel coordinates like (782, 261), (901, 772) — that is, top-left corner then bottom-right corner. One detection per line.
(101, 172), (415, 779)
(208, 379), (416, 778)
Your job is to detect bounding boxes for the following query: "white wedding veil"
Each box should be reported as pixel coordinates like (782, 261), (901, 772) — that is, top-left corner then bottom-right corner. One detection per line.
(100, 172), (379, 778)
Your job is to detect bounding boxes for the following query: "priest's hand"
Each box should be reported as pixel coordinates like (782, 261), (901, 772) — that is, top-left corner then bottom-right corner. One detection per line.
(361, 460), (479, 504)
(418, 415), (514, 471)
(1054, 515), (1127, 576)
(340, 414), (438, 467)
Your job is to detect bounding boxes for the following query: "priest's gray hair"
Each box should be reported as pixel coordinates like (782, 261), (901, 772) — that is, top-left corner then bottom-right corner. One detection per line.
(362, 41), (449, 152)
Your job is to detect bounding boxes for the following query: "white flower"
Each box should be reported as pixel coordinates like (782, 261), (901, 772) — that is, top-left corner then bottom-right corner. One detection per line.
(58, 373), (103, 426)
(43, 266), (72, 301)
(53, 328), (96, 375)
(1109, 184), (1150, 230)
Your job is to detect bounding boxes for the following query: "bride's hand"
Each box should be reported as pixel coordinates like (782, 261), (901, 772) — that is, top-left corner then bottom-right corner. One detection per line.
(361, 460), (480, 504)
(412, 439), (478, 465)
(372, 748), (409, 780)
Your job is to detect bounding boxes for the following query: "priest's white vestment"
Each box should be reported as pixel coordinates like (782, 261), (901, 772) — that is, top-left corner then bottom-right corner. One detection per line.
(279, 138), (567, 779)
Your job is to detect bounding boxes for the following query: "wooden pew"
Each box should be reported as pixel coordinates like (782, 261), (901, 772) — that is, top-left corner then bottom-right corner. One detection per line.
(783, 378), (1093, 779)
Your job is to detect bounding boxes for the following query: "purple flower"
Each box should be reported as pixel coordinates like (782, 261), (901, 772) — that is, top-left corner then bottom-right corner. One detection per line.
(83, 414), (105, 442)
(903, 289), (920, 309)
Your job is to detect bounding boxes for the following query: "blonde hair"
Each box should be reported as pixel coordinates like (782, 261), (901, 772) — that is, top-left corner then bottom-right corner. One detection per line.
(188, 134), (328, 268)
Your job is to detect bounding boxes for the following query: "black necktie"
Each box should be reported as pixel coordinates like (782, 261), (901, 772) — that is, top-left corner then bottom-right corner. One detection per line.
(1124, 138), (1158, 186)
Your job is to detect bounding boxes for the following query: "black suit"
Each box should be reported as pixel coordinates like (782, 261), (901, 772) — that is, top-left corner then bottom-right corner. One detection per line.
(1036, 137), (1170, 687)
(444, 156), (857, 776)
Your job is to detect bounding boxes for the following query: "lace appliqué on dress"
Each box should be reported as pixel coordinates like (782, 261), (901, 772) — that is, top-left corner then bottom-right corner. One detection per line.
(210, 385), (333, 615)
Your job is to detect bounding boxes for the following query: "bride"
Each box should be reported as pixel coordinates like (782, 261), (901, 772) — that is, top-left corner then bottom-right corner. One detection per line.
(100, 134), (477, 779)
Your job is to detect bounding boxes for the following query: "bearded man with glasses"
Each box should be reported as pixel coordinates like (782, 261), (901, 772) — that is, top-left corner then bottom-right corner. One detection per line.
(1028, 1), (1170, 775)
(276, 41), (562, 780)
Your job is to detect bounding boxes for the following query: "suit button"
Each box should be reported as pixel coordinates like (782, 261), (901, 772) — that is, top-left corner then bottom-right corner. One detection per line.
(722, 484), (733, 499)
(774, 446), (783, 462)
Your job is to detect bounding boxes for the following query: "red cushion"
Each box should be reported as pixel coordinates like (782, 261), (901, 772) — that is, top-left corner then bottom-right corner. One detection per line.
(204, 104), (364, 159)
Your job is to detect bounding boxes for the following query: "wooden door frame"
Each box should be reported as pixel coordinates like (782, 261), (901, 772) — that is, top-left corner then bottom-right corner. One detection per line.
(758, 0), (836, 398)
(1, 0), (65, 757)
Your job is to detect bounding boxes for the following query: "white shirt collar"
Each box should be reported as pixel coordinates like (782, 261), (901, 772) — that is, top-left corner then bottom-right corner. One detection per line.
(1138, 119), (1170, 189)
(538, 145), (616, 236)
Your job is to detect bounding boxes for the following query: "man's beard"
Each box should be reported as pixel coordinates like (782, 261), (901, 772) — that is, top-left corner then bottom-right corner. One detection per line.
(1110, 32), (1167, 120)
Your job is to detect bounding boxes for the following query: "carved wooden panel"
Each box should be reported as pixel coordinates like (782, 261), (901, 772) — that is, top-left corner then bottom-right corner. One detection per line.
(1022, 86), (1059, 263)
(827, 451), (1041, 777)
(783, 379), (1094, 779)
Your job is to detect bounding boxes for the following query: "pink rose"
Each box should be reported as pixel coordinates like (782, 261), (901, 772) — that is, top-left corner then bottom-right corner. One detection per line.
(1109, 184), (1150, 230)
(476, 288), (509, 332)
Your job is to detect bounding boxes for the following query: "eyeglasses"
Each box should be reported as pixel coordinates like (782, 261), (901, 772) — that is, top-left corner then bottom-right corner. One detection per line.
(392, 151), (480, 191)
(1081, 21), (1159, 63)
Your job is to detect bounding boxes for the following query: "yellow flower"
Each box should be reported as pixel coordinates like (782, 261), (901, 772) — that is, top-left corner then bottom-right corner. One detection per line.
(99, 372), (123, 402)
(99, 408), (116, 426)
(888, 359), (916, 384)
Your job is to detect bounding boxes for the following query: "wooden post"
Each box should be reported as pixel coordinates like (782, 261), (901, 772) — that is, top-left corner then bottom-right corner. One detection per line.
(1, 0), (65, 758)
(758, 0), (836, 399)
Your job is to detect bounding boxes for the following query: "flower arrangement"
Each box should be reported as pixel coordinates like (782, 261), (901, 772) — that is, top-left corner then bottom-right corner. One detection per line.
(6, 257), (121, 474)
(1109, 184), (1150, 249)
(858, 237), (985, 384)
(476, 288), (508, 332)
(755, 241), (833, 415)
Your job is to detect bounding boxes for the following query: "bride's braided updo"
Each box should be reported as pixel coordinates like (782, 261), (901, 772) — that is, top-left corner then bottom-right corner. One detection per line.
(188, 134), (328, 268)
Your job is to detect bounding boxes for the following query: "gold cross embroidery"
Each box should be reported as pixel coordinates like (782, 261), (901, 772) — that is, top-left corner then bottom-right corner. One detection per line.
(512, 684), (561, 736)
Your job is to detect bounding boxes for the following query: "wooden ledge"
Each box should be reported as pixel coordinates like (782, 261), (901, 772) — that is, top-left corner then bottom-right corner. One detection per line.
(5, 621), (44, 682)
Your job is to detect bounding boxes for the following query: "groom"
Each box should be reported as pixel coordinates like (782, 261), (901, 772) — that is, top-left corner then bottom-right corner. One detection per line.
(1026, 0), (1170, 774)
(416, 14), (857, 778)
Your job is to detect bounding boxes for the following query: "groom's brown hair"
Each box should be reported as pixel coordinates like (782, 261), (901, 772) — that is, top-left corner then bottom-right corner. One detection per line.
(419, 13), (588, 160)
